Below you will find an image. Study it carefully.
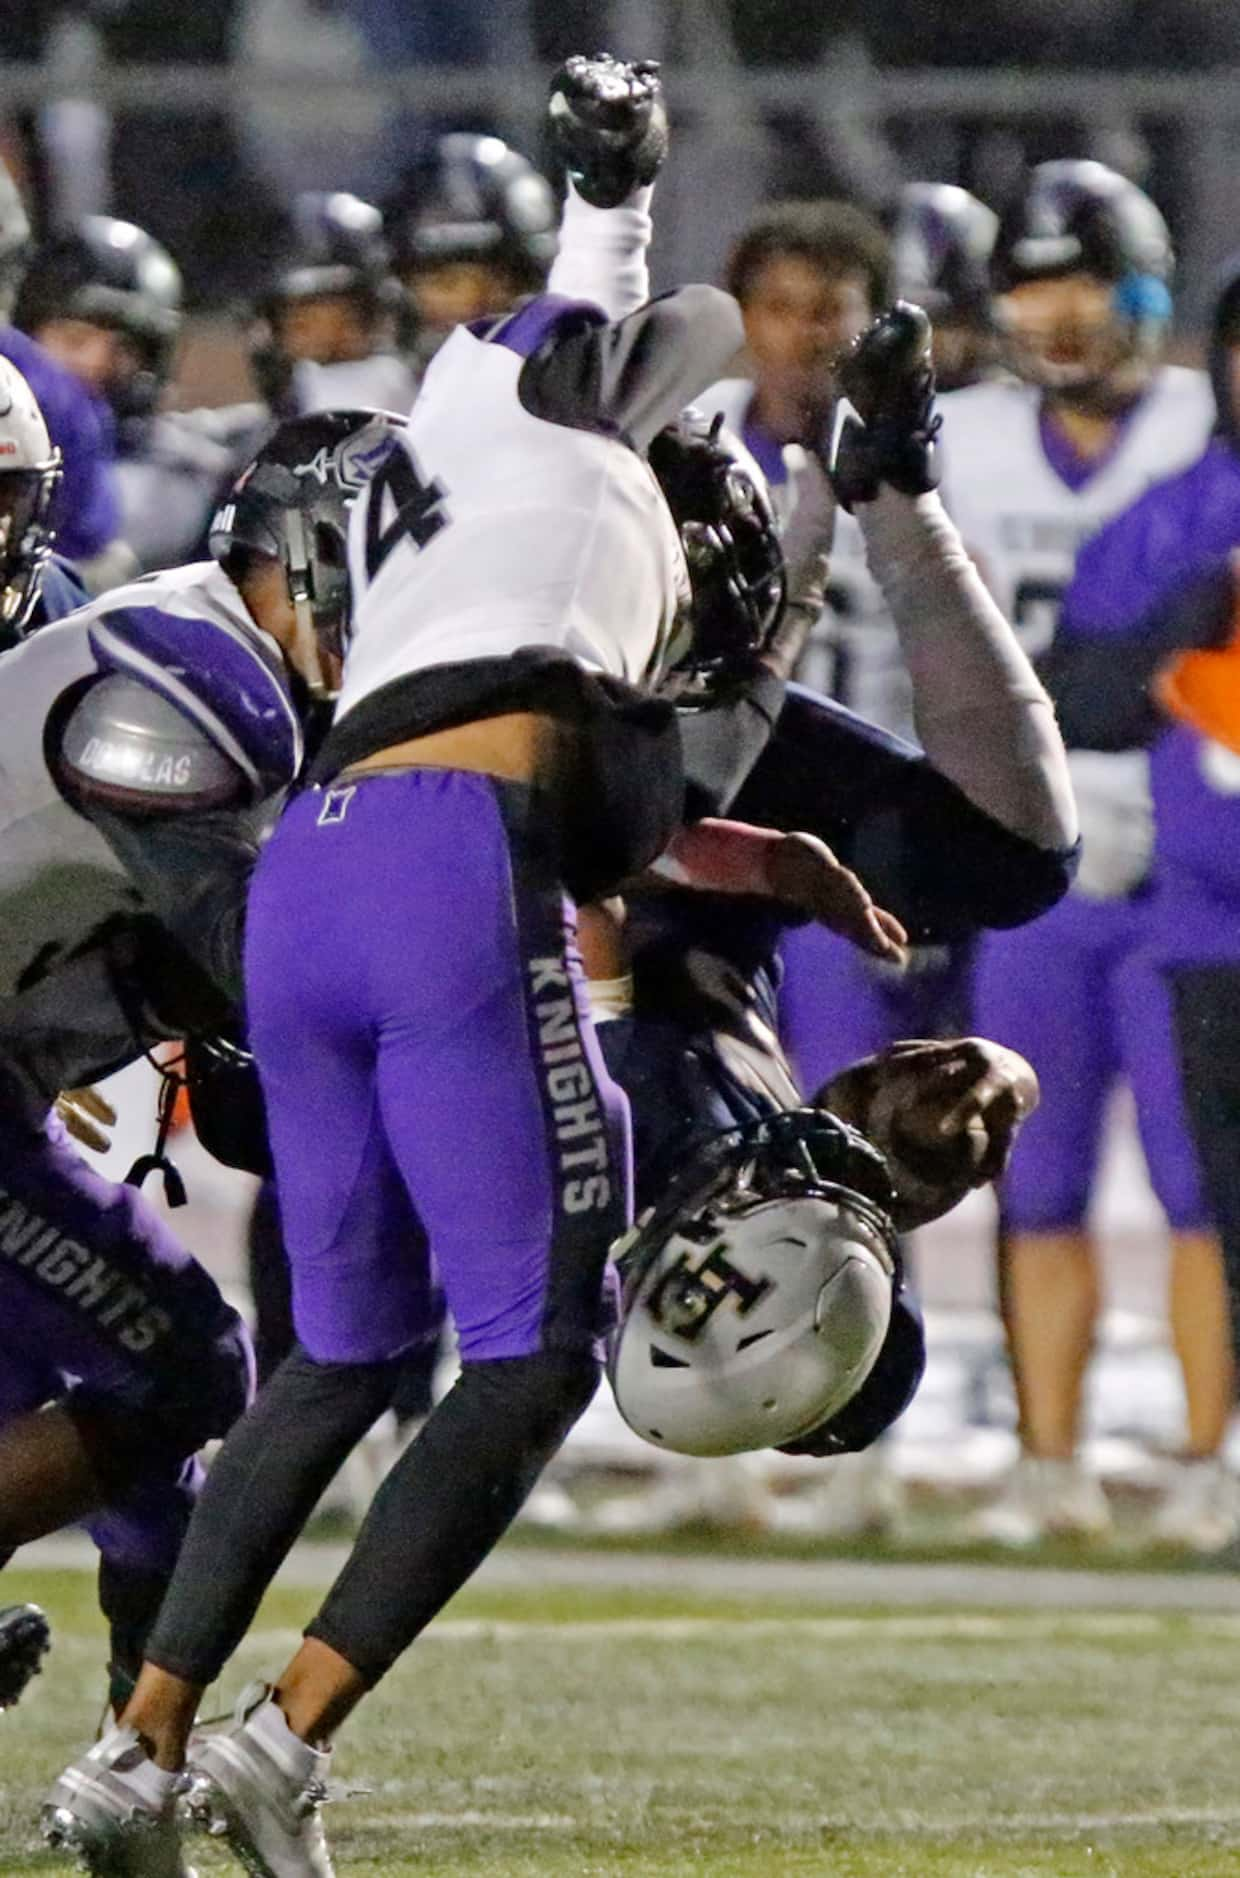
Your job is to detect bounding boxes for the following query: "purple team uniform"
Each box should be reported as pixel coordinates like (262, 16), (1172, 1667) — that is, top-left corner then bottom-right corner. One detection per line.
(245, 770), (629, 1366)
(0, 325), (120, 565)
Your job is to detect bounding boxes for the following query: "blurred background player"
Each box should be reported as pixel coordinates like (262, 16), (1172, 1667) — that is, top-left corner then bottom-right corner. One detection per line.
(890, 181), (1000, 393)
(13, 214), (194, 572)
(0, 163), (128, 592)
(1042, 249), (1240, 1546)
(939, 159), (1227, 1546)
(385, 134), (558, 370)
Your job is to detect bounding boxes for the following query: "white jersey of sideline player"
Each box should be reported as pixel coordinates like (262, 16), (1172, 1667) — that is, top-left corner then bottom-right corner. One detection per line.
(939, 362), (1215, 896)
(938, 364), (1215, 656)
(339, 287), (742, 719)
(706, 377), (914, 736)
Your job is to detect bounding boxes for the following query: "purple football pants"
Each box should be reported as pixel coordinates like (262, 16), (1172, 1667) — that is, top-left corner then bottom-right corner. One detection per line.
(243, 770), (630, 1366)
(973, 888), (1209, 1234)
(0, 1107), (254, 1573)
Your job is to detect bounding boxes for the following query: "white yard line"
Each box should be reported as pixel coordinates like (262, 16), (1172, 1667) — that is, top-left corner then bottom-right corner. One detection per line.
(17, 1532), (1240, 1611)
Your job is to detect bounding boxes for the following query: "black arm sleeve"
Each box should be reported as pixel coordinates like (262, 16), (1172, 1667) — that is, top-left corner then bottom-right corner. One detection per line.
(679, 669), (787, 818)
(1041, 562), (1234, 752)
(85, 799), (279, 1010)
(518, 285), (745, 452)
(731, 687), (1077, 942)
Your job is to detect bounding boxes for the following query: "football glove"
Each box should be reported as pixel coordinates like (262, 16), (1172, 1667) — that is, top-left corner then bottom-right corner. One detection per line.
(548, 53), (669, 208)
(829, 301), (942, 511)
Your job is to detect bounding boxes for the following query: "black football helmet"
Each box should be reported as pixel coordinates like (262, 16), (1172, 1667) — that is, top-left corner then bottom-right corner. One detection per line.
(388, 134), (557, 290)
(209, 408), (407, 689)
(648, 412), (786, 700)
(892, 183), (998, 324)
(993, 160), (1174, 295)
(250, 191), (403, 409)
(13, 216), (182, 419)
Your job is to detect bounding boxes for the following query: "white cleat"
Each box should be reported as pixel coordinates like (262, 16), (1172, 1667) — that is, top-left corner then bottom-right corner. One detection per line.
(970, 1454), (1112, 1547)
(184, 1683), (335, 1878)
(42, 1725), (194, 1878)
(1151, 1456), (1240, 1554)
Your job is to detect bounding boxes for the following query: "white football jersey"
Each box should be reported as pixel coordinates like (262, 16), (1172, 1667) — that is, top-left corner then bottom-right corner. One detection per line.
(705, 378), (913, 734)
(339, 321), (686, 718)
(939, 363), (1215, 893)
(938, 365), (1215, 657)
(0, 562), (294, 1083)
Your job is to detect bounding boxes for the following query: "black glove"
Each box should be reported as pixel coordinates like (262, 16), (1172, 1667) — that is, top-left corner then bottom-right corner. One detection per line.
(830, 301), (942, 512)
(548, 53), (669, 208)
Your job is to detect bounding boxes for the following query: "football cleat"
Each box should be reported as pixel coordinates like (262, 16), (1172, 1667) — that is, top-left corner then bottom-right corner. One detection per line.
(42, 1724), (194, 1877)
(829, 301), (942, 511)
(0, 1602), (50, 1711)
(183, 1682), (335, 1877)
(547, 53), (669, 208)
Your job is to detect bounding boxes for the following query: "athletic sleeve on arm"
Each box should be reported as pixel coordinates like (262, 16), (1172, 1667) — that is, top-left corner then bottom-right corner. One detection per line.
(679, 669), (787, 818)
(731, 686), (1077, 941)
(517, 285), (745, 452)
(84, 798), (278, 1009)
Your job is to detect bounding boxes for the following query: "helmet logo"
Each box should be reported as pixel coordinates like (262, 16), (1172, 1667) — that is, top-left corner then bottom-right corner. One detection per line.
(293, 445), (335, 486)
(648, 1242), (774, 1343)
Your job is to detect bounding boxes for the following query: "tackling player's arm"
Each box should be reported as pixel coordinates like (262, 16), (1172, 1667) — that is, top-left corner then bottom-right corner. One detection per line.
(49, 663), (282, 1008)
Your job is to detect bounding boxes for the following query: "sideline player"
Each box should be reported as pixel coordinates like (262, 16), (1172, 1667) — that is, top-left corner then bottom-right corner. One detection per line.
(1041, 249), (1240, 1547)
(941, 161), (1225, 1545)
(0, 162), (129, 591)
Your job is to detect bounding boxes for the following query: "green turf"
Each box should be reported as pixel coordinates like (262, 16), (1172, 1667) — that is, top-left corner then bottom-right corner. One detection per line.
(3, 1566), (1239, 1875)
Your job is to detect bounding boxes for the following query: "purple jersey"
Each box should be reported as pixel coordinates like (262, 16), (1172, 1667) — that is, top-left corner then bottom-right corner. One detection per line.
(1062, 436), (1240, 918)
(0, 324), (120, 563)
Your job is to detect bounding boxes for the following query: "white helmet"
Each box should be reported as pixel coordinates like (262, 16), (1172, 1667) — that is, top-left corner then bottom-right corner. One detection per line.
(0, 356), (61, 635)
(607, 1110), (898, 1457)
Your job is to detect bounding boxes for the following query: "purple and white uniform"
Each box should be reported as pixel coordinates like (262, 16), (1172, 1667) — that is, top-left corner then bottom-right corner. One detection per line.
(249, 285), (743, 1368)
(0, 560), (291, 1571)
(939, 367), (1215, 1234)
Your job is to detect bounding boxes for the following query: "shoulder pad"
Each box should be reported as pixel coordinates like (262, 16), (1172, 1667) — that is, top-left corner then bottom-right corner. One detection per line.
(53, 672), (251, 815)
(88, 601), (302, 794)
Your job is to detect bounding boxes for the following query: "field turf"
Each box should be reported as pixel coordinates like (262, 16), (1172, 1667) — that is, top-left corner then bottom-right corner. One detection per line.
(2, 1559), (1239, 1875)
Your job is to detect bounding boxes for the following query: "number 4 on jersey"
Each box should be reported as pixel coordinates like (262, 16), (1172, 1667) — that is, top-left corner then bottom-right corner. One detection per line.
(364, 447), (450, 581)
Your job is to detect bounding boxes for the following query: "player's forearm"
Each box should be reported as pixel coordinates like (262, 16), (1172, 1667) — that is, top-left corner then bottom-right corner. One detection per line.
(858, 488), (1079, 853)
(548, 180), (654, 319)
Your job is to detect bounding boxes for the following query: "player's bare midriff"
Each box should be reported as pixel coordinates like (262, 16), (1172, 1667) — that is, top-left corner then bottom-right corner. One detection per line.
(339, 709), (566, 787)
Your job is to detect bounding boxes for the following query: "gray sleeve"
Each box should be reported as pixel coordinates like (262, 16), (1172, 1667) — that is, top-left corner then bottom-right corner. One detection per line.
(85, 798), (280, 1009)
(518, 286), (745, 452)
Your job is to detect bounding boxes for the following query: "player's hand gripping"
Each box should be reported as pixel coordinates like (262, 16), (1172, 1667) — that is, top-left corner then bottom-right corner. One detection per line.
(548, 53), (669, 207)
(830, 301), (942, 511)
(824, 1036), (1039, 1184)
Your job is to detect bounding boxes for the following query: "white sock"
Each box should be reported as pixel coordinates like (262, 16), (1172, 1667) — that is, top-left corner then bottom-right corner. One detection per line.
(548, 181), (654, 319)
(249, 1696), (330, 1779)
(124, 1748), (181, 1810)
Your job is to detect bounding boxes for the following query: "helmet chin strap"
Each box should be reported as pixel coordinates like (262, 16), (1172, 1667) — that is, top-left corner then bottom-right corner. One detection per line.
(281, 508), (332, 698)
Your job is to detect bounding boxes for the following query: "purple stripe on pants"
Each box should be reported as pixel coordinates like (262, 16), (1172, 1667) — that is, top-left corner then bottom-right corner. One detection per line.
(244, 769), (631, 1364)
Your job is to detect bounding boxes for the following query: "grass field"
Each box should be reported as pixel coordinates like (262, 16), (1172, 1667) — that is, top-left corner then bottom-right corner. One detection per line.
(4, 1559), (1240, 1876)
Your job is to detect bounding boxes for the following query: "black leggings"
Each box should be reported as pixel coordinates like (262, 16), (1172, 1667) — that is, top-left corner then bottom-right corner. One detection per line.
(146, 1343), (596, 1689)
